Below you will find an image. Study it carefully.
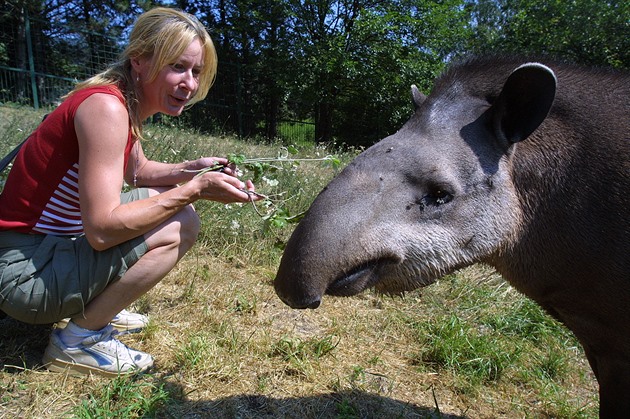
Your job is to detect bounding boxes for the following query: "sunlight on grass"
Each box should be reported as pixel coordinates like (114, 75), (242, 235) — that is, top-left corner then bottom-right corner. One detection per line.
(0, 107), (598, 418)
(71, 375), (169, 418)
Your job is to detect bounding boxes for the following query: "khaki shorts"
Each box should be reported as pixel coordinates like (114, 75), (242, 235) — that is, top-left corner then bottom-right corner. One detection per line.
(0, 188), (149, 324)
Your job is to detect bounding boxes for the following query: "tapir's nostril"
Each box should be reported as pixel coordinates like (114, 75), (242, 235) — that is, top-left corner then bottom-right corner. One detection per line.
(307, 299), (321, 309)
(277, 292), (321, 310)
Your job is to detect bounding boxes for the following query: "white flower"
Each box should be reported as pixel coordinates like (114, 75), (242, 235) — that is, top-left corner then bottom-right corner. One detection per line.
(262, 176), (279, 187)
(230, 220), (240, 230)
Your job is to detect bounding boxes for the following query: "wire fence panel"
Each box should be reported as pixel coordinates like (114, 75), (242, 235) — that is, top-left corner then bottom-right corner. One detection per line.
(0, 10), (314, 143)
(0, 11), (121, 108)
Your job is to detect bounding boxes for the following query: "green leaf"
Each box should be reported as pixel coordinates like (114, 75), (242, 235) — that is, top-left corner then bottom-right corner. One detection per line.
(227, 153), (246, 165)
(327, 156), (342, 169)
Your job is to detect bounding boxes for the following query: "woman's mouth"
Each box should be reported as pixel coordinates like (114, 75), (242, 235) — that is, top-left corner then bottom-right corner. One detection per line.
(170, 95), (189, 106)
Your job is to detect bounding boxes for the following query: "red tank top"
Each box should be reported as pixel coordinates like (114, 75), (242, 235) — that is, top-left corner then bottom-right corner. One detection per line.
(0, 85), (134, 235)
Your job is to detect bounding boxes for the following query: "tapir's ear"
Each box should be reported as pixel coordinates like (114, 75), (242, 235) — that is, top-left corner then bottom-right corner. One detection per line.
(411, 84), (427, 109)
(491, 63), (557, 143)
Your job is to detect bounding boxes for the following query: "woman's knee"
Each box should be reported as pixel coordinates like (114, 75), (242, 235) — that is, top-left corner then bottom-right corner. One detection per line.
(179, 204), (201, 248)
(145, 204), (200, 252)
(145, 188), (200, 249)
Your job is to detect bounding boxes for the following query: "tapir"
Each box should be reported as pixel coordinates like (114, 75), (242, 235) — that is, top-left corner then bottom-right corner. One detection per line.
(274, 56), (630, 417)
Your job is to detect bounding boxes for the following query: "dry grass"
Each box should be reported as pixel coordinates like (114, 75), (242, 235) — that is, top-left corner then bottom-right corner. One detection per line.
(0, 108), (598, 418)
(0, 263), (598, 418)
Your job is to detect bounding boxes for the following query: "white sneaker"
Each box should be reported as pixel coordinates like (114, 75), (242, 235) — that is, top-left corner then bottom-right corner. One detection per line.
(56, 309), (149, 334)
(42, 325), (154, 377)
(110, 309), (149, 334)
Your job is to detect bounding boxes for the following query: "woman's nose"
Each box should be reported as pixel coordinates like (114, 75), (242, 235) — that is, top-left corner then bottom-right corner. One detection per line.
(180, 70), (197, 91)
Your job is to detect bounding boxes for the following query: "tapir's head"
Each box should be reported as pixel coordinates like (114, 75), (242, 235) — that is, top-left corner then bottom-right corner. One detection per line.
(275, 58), (557, 309)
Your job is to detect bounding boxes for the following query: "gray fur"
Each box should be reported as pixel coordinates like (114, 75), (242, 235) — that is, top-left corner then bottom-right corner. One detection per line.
(274, 56), (630, 416)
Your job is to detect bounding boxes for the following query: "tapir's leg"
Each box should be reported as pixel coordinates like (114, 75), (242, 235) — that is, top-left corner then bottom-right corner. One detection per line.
(598, 359), (630, 418)
(584, 348), (630, 418)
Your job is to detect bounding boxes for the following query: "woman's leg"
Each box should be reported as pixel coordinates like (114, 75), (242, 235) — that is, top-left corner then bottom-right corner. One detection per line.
(72, 193), (200, 331)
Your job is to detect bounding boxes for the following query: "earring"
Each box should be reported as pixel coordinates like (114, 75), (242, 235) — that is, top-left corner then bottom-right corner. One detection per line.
(136, 75), (140, 82)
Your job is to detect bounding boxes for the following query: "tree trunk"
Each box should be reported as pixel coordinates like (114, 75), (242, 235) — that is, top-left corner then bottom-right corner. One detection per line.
(315, 101), (333, 143)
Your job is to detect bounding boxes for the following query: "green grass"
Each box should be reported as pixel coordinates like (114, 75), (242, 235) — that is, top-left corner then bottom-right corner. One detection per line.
(277, 120), (316, 147)
(0, 106), (598, 418)
(0, 106), (49, 188)
(72, 375), (169, 418)
(401, 270), (594, 416)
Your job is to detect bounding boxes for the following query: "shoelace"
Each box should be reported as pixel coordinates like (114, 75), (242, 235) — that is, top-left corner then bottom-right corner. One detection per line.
(79, 325), (118, 346)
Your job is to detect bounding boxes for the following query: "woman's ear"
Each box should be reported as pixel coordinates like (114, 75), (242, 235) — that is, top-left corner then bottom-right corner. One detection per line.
(130, 56), (146, 78)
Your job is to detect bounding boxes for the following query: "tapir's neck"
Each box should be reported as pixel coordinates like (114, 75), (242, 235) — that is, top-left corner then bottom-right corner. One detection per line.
(491, 113), (629, 301)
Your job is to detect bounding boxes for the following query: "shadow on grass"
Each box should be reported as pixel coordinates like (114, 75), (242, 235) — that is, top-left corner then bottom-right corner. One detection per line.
(0, 313), (468, 418)
(158, 387), (470, 418)
(0, 314), (52, 370)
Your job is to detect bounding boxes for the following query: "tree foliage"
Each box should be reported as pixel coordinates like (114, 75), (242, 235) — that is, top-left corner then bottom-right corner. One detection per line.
(184, 0), (469, 145)
(466, 0), (629, 68)
(1, 0), (159, 104)
(1, 0), (628, 146)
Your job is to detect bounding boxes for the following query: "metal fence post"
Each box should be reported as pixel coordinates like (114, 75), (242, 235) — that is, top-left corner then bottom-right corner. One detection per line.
(24, 8), (39, 109)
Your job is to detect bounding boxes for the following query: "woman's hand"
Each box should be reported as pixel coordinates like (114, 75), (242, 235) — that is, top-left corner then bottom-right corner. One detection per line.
(185, 156), (263, 203)
(187, 157), (238, 176)
(193, 170), (263, 204)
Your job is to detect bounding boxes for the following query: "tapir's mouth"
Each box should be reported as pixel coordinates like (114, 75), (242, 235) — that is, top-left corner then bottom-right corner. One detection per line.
(326, 257), (399, 296)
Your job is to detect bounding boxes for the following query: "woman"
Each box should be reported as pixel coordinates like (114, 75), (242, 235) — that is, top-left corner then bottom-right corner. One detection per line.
(0, 7), (260, 377)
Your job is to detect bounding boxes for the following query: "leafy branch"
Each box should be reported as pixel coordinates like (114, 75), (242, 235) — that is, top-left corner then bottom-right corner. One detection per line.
(188, 146), (341, 230)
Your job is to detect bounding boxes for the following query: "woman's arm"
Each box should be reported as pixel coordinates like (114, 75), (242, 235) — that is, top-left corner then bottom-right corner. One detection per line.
(76, 93), (256, 251)
(125, 141), (230, 187)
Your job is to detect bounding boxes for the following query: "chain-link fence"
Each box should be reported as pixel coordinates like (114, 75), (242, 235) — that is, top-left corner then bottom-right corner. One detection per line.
(0, 10), (314, 143)
(0, 10), (122, 108)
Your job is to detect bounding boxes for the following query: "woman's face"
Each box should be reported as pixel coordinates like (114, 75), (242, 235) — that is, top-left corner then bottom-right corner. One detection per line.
(133, 38), (204, 119)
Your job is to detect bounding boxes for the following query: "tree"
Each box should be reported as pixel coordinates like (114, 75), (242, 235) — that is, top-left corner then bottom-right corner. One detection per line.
(181, 0), (292, 137)
(466, 0), (629, 69)
(0, 0), (160, 106)
(3, 0), (626, 144)
(284, 0), (470, 145)
(185, 0), (470, 146)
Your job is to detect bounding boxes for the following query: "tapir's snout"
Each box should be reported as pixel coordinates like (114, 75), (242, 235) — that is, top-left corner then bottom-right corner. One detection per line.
(286, 296), (321, 310)
(304, 299), (321, 309)
(274, 281), (322, 309)
(273, 201), (339, 310)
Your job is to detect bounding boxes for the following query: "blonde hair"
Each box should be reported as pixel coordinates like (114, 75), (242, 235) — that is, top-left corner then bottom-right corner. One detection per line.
(65, 7), (217, 140)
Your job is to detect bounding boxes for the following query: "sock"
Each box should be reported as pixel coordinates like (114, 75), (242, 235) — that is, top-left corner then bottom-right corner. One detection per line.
(57, 320), (102, 347)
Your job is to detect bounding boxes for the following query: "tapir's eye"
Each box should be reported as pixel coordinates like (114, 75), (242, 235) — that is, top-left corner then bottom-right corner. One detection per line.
(433, 190), (453, 205)
(419, 189), (453, 208)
